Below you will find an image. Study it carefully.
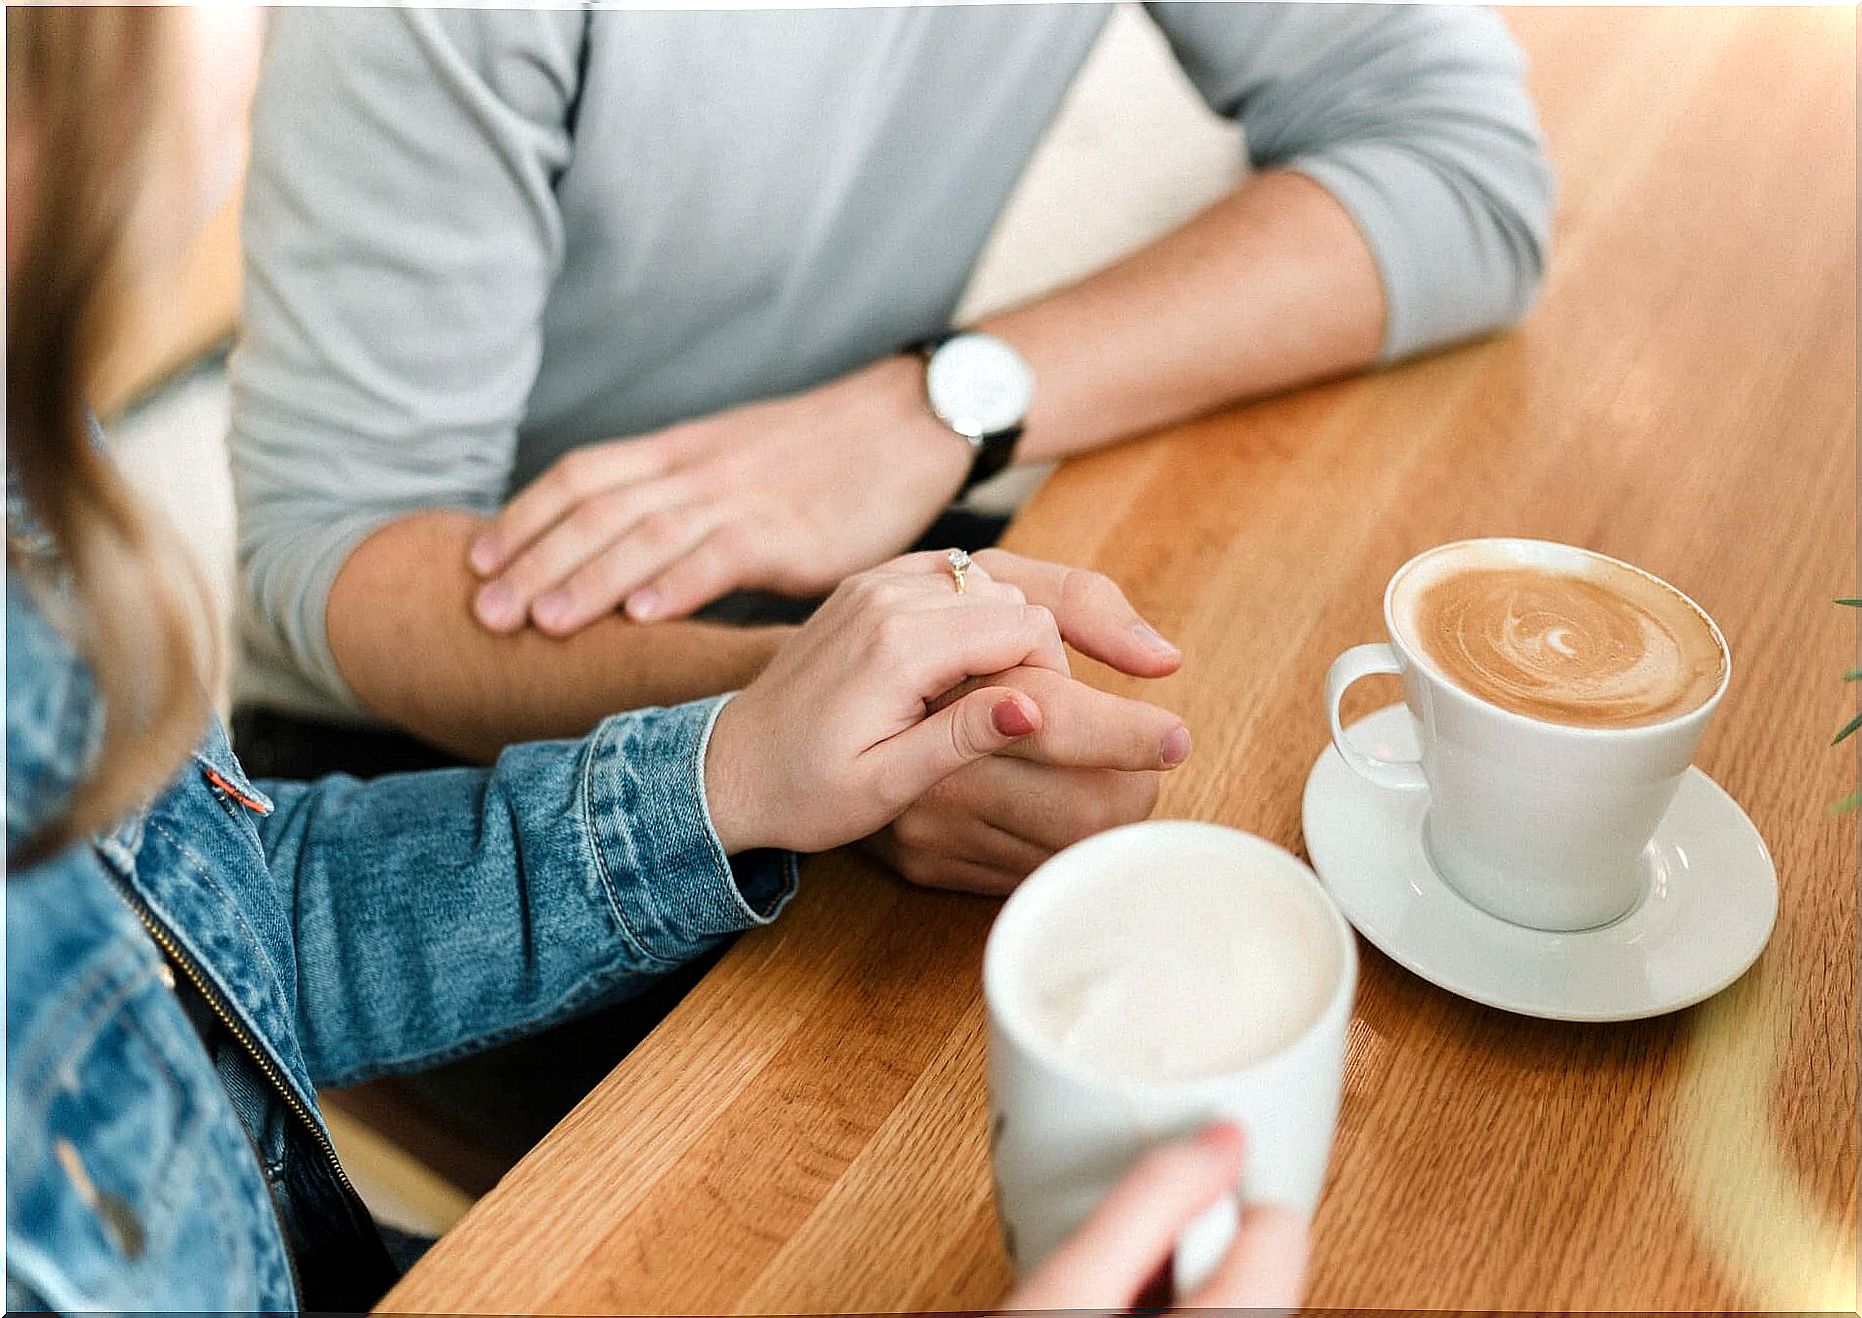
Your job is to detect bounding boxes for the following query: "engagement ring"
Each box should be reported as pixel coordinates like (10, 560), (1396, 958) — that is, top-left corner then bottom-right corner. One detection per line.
(946, 547), (971, 595)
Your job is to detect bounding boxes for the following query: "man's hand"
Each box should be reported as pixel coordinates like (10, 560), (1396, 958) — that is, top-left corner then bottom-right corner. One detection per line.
(870, 550), (1189, 894)
(867, 754), (1164, 895)
(466, 357), (969, 634)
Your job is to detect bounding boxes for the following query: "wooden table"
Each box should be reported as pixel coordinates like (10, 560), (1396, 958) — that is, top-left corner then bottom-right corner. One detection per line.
(386, 8), (1857, 1311)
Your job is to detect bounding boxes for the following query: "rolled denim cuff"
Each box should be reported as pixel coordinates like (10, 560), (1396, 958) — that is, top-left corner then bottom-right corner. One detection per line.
(584, 695), (799, 966)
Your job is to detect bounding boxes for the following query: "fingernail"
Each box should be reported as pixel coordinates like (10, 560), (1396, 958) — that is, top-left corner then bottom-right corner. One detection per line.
(468, 534), (498, 575)
(533, 590), (569, 629)
(1159, 725), (1192, 767)
(992, 695), (1038, 738)
(1133, 621), (1179, 655)
(626, 589), (659, 622)
(474, 582), (516, 629)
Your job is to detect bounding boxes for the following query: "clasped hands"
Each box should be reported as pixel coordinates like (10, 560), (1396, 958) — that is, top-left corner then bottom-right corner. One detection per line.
(707, 545), (1187, 884)
(465, 364), (1188, 888)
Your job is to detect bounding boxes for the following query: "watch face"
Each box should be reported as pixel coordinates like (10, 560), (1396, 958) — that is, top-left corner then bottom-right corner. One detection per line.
(926, 332), (1034, 440)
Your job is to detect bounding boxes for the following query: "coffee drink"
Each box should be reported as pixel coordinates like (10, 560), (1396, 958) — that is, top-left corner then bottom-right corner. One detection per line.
(986, 822), (1355, 1292)
(1329, 539), (1731, 930)
(998, 856), (1341, 1082)
(1390, 545), (1726, 729)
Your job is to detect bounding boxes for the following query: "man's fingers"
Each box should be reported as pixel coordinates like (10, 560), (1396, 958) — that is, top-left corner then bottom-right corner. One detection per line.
(867, 686), (1042, 803)
(532, 507), (720, 635)
(891, 848), (1026, 896)
(1003, 1125), (1246, 1312)
(963, 759), (1160, 852)
(472, 439), (670, 576)
(472, 480), (682, 631)
(1183, 1202), (1310, 1310)
(973, 549), (1181, 678)
(625, 523), (766, 622)
(935, 666), (1189, 772)
(880, 765), (1059, 876)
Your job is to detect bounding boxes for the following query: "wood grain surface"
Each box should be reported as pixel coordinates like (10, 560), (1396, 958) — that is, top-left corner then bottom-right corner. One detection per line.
(384, 8), (1857, 1312)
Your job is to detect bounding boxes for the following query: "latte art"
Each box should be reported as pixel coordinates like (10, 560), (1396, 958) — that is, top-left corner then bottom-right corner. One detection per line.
(1401, 563), (1724, 728)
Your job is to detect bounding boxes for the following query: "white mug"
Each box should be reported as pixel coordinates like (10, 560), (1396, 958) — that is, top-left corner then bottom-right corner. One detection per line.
(1325, 538), (1731, 932)
(983, 821), (1356, 1297)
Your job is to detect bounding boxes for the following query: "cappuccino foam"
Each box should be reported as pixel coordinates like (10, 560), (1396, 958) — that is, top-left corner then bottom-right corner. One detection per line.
(1003, 860), (1339, 1083)
(1392, 546), (1725, 729)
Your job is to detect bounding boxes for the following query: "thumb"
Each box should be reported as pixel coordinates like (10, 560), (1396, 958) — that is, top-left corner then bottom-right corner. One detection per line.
(870, 687), (1042, 799)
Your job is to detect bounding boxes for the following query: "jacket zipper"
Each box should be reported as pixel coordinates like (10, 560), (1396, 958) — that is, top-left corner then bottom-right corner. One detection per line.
(106, 876), (364, 1219)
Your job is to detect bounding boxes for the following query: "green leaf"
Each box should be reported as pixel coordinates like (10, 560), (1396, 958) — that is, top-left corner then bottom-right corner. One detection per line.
(1832, 789), (1862, 815)
(1848, 669), (1862, 682)
(1835, 710), (1862, 745)
(1840, 598), (1862, 607)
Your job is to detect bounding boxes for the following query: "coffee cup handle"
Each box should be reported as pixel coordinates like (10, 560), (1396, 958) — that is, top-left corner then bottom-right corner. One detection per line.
(1325, 644), (1427, 791)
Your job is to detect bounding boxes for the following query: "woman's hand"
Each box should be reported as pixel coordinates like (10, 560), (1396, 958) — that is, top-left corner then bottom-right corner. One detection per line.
(702, 552), (1072, 855)
(868, 550), (1190, 893)
(1001, 1124), (1310, 1313)
(466, 358), (969, 634)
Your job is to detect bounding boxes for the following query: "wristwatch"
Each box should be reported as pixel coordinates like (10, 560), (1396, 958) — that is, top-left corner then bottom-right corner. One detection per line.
(908, 330), (1034, 495)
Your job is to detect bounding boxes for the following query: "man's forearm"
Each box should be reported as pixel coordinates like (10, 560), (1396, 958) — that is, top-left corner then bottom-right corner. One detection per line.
(981, 169), (1386, 463)
(327, 509), (789, 761)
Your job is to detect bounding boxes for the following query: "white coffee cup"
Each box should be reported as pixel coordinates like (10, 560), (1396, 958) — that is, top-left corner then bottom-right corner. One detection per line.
(983, 821), (1356, 1297)
(1324, 538), (1731, 932)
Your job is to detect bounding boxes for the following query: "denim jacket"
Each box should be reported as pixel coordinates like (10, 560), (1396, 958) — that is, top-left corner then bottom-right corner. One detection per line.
(4, 564), (797, 1311)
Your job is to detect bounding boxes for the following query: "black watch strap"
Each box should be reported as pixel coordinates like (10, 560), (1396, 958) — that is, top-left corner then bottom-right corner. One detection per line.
(962, 423), (1021, 494)
(905, 332), (1024, 496)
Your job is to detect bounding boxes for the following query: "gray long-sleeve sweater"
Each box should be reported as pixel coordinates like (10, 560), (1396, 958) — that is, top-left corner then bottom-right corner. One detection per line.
(230, 3), (1553, 718)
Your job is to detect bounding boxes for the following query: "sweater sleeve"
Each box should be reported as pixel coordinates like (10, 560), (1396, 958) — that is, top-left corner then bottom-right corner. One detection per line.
(229, 7), (585, 711)
(1144, 2), (1555, 359)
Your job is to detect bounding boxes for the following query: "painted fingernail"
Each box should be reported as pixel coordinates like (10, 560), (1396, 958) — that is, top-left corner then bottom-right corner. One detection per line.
(1133, 622), (1179, 655)
(468, 534), (498, 575)
(1159, 726), (1192, 767)
(992, 696), (1038, 738)
(626, 590), (660, 622)
(474, 582), (517, 629)
(533, 590), (570, 630)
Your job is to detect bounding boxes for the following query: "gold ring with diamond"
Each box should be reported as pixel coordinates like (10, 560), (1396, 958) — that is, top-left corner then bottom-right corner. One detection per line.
(946, 547), (972, 595)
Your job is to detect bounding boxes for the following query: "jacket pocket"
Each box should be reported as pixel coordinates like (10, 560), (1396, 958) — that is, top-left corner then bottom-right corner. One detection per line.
(6, 925), (290, 1311)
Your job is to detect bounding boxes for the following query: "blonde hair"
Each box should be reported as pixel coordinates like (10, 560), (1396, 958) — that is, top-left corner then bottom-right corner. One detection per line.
(7, 7), (218, 863)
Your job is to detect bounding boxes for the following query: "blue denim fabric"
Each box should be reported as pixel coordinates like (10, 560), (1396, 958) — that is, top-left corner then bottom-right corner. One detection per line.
(5, 566), (797, 1310)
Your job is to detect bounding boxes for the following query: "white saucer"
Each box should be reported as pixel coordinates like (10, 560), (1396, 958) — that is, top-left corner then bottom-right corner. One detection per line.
(1301, 704), (1778, 1022)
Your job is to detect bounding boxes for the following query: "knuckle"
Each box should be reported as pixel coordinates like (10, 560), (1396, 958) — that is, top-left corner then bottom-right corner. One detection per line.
(898, 854), (948, 891)
(554, 448), (599, 495)
(948, 706), (981, 762)
(1067, 566), (1117, 612)
(873, 610), (917, 659)
(862, 573), (912, 606)
(890, 809), (935, 851)
(846, 571), (886, 605)
(640, 509), (684, 548)
(1022, 603), (1057, 635)
(566, 499), (616, 540)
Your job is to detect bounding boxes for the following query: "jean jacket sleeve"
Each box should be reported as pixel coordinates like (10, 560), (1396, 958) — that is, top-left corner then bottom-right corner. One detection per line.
(252, 694), (797, 1087)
